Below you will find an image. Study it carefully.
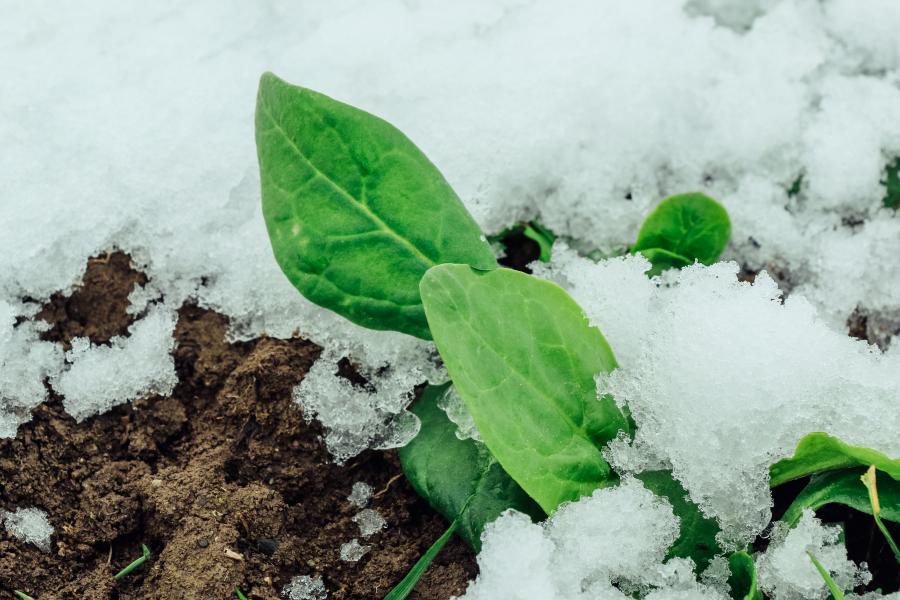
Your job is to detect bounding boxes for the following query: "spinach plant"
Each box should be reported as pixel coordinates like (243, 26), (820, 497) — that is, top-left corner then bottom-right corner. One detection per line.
(255, 73), (897, 599)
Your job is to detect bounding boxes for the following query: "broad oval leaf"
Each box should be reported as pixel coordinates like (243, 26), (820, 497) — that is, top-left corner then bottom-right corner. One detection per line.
(420, 265), (632, 513)
(781, 468), (900, 528)
(770, 433), (900, 487)
(255, 72), (496, 339)
(632, 192), (731, 272)
(399, 383), (544, 549)
(635, 470), (721, 571)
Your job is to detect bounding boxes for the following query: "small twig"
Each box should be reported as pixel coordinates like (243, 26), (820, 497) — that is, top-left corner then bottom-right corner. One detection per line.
(224, 547), (245, 561)
(373, 473), (403, 499)
(114, 544), (151, 580)
(107, 543), (113, 565)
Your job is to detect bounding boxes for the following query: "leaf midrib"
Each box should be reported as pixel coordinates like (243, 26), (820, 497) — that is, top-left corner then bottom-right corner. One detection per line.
(259, 100), (436, 269)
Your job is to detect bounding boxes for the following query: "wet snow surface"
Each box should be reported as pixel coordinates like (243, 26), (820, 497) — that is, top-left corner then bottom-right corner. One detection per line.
(2, 1), (900, 597)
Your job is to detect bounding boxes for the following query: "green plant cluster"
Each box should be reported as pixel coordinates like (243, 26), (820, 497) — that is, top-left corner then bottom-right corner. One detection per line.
(255, 73), (900, 600)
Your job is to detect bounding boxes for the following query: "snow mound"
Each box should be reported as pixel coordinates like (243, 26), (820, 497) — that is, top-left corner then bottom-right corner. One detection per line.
(3, 507), (54, 552)
(347, 482), (373, 508)
(53, 305), (178, 422)
(536, 246), (900, 545)
(457, 477), (728, 600)
(757, 511), (870, 599)
(352, 509), (386, 538)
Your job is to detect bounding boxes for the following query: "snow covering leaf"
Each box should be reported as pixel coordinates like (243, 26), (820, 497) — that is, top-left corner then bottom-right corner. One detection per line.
(728, 551), (763, 600)
(255, 72), (496, 340)
(399, 383), (544, 549)
(770, 433), (900, 487)
(806, 551), (847, 600)
(781, 468), (900, 528)
(420, 265), (631, 513)
(632, 193), (731, 275)
(635, 470), (721, 571)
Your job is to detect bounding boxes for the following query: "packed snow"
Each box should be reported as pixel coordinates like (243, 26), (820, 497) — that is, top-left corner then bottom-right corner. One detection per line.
(3, 0), (900, 596)
(339, 538), (369, 563)
(346, 481), (373, 508)
(281, 574), (328, 600)
(3, 507), (54, 553)
(352, 508), (386, 538)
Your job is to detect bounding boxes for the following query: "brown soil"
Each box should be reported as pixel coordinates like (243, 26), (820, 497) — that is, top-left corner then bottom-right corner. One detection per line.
(1, 253), (476, 599)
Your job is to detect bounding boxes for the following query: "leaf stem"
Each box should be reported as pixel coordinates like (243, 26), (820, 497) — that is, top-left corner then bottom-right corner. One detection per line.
(384, 520), (459, 600)
(861, 465), (900, 562)
(806, 551), (845, 600)
(113, 543), (151, 580)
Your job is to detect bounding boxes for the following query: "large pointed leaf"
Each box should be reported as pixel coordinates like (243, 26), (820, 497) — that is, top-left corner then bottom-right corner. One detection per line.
(399, 383), (544, 549)
(255, 73), (496, 339)
(770, 433), (900, 487)
(420, 265), (631, 513)
(782, 468), (900, 528)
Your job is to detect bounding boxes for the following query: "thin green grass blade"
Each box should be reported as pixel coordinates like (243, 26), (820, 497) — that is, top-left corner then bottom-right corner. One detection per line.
(114, 543), (151, 580)
(13, 592), (35, 600)
(384, 520), (459, 600)
(806, 551), (846, 600)
(235, 588), (249, 600)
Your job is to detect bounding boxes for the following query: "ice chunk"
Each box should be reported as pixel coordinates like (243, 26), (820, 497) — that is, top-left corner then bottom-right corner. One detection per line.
(3, 507), (53, 552)
(352, 509), (385, 538)
(0, 300), (64, 437)
(757, 511), (870, 599)
(293, 343), (441, 463)
(339, 539), (369, 563)
(346, 482), (373, 508)
(282, 574), (327, 600)
(53, 305), (178, 422)
(437, 385), (482, 442)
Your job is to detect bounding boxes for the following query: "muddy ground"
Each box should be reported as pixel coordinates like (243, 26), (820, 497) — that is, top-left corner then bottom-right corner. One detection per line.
(0, 253), (476, 599)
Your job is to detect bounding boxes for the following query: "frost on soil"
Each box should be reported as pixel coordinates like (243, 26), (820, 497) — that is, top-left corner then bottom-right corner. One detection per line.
(339, 539), (369, 563)
(352, 508), (386, 538)
(282, 574), (327, 600)
(346, 482), (373, 508)
(3, 507), (54, 553)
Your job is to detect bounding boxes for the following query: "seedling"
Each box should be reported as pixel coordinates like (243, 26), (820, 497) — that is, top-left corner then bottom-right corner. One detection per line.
(235, 587), (249, 600)
(113, 543), (151, 580)
(255, 73), (897, 598)
(13, 592), (34, 600)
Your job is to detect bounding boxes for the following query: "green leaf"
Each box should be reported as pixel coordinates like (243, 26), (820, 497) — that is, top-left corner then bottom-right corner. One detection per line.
(782, 467), (900, 528)
(806, 551), (847, 600)
(399, 384), (544, 549)
(420, 265), (631, 513)
(255, 72), (496, 339)
(522, 222), (556, 263)
(635, 470), (721, 571)
(632, 192), (731, 274)
(728, 551), (763, 600)
(882, 157), (900, 209)
(383, 520), (459, 600)
(770, 433), (900, 488)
